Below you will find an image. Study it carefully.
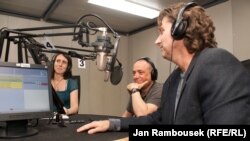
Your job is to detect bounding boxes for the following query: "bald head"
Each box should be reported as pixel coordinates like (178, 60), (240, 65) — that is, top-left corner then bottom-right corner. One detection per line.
(133, 60), (154, 90)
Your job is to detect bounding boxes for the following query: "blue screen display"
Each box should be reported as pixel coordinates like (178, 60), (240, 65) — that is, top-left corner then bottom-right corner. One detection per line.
(0, 65), (51, 113)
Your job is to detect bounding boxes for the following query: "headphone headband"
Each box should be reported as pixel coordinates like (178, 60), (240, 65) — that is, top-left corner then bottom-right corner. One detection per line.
(171, 2), (198, 40)
(137, 57), (158, 81)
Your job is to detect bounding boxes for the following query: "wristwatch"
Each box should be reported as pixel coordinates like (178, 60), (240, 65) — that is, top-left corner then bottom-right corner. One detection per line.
(130, 88), (140, 94)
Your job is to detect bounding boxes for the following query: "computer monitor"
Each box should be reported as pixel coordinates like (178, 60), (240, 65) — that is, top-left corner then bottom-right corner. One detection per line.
(0, 62), (53, 138)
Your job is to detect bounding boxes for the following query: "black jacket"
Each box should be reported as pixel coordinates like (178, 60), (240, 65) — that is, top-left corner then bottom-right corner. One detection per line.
(121, 48), (250, 130)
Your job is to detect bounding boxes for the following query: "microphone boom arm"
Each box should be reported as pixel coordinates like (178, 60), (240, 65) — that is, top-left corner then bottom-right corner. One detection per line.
(0, 13), (123, 84)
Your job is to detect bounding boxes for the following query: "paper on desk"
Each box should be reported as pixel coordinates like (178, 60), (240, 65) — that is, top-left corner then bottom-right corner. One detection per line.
(53, 114), (69, 119)
(41, 113), (69, 120)
(113, 137), (129, 141)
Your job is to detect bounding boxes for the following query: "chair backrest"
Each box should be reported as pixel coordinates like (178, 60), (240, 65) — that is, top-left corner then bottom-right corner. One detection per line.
(71, 75), (81, 105)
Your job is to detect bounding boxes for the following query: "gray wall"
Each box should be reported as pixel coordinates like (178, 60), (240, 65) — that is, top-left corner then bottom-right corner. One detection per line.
(231, 0), (250, 61)
(0, 0), (249, 116)
(127, 0), (250, 86)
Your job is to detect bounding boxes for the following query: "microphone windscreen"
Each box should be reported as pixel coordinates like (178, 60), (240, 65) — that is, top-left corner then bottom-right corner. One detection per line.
(110, 65), (123, 85)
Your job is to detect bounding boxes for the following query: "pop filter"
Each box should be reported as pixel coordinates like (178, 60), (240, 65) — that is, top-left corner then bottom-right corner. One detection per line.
(110, 60), (123, 85)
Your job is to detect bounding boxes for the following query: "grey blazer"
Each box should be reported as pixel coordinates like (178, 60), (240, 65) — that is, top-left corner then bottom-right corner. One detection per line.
(121, 48), (250, 130)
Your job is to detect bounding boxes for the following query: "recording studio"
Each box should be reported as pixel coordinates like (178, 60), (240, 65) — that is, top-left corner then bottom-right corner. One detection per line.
(0, 0), (249, 140)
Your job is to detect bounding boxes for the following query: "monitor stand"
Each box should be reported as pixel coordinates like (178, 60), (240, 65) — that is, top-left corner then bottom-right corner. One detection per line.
(0, 120), (38, 139)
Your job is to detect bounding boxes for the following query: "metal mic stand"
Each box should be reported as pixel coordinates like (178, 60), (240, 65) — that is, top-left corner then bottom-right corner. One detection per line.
(55, 113), (66, 127)
(48, 112), (66, 127)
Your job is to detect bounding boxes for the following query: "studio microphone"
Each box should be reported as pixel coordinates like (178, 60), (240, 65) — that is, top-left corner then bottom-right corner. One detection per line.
(91, 27), (113, 71)
(91, 26), (122, 84)
(96, 51), (107, 71)
(104, 70), (111, 82)
(92, 27), (108, 35)
(104, 36), (123, 84)
(104, 55), (112, 82)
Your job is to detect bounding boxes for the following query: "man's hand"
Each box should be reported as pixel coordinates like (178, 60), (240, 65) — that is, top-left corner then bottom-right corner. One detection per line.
(127, 81), (148, 91)
(76, 120), (110, 134)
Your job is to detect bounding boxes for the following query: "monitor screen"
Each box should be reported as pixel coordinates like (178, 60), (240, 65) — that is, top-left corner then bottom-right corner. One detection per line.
(0, 62), (53, 138)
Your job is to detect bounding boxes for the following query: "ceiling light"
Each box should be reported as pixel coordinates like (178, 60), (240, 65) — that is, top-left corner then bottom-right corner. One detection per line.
(88, 0), (160, 19)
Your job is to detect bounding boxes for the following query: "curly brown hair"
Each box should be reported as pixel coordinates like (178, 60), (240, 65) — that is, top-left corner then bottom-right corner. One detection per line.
(157, 2), (217, 53)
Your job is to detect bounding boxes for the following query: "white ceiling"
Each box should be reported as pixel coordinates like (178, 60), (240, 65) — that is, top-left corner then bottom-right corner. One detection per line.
(0, 0), (227, 35)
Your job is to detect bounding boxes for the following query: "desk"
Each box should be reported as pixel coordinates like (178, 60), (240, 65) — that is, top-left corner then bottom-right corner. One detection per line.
(0, 114), (128, 141)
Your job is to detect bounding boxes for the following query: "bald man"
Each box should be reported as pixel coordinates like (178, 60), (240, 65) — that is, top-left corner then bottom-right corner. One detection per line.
(122, 57), (163, 117)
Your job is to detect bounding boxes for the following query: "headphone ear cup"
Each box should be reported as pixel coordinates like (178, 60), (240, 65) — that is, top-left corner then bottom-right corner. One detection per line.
(171, 2), (197, 40)
(171, 20), (188, 40)
(151, 67), (158, 81)
(151, 70), (154, 80)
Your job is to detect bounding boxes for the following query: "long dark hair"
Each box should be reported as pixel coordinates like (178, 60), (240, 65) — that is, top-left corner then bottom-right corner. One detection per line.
(51, 53), (72, 79)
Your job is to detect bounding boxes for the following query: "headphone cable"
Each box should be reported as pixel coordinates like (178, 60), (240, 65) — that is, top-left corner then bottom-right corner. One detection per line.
(169, 39), (174, 80)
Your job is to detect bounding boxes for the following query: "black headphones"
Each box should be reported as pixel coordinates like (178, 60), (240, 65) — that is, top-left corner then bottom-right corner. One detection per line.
(171, 2), (197, 40)
(137, 57), (158, 81)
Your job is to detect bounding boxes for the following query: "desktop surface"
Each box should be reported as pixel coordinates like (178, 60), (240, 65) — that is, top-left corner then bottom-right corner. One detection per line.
(0, 114), (128, 141)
